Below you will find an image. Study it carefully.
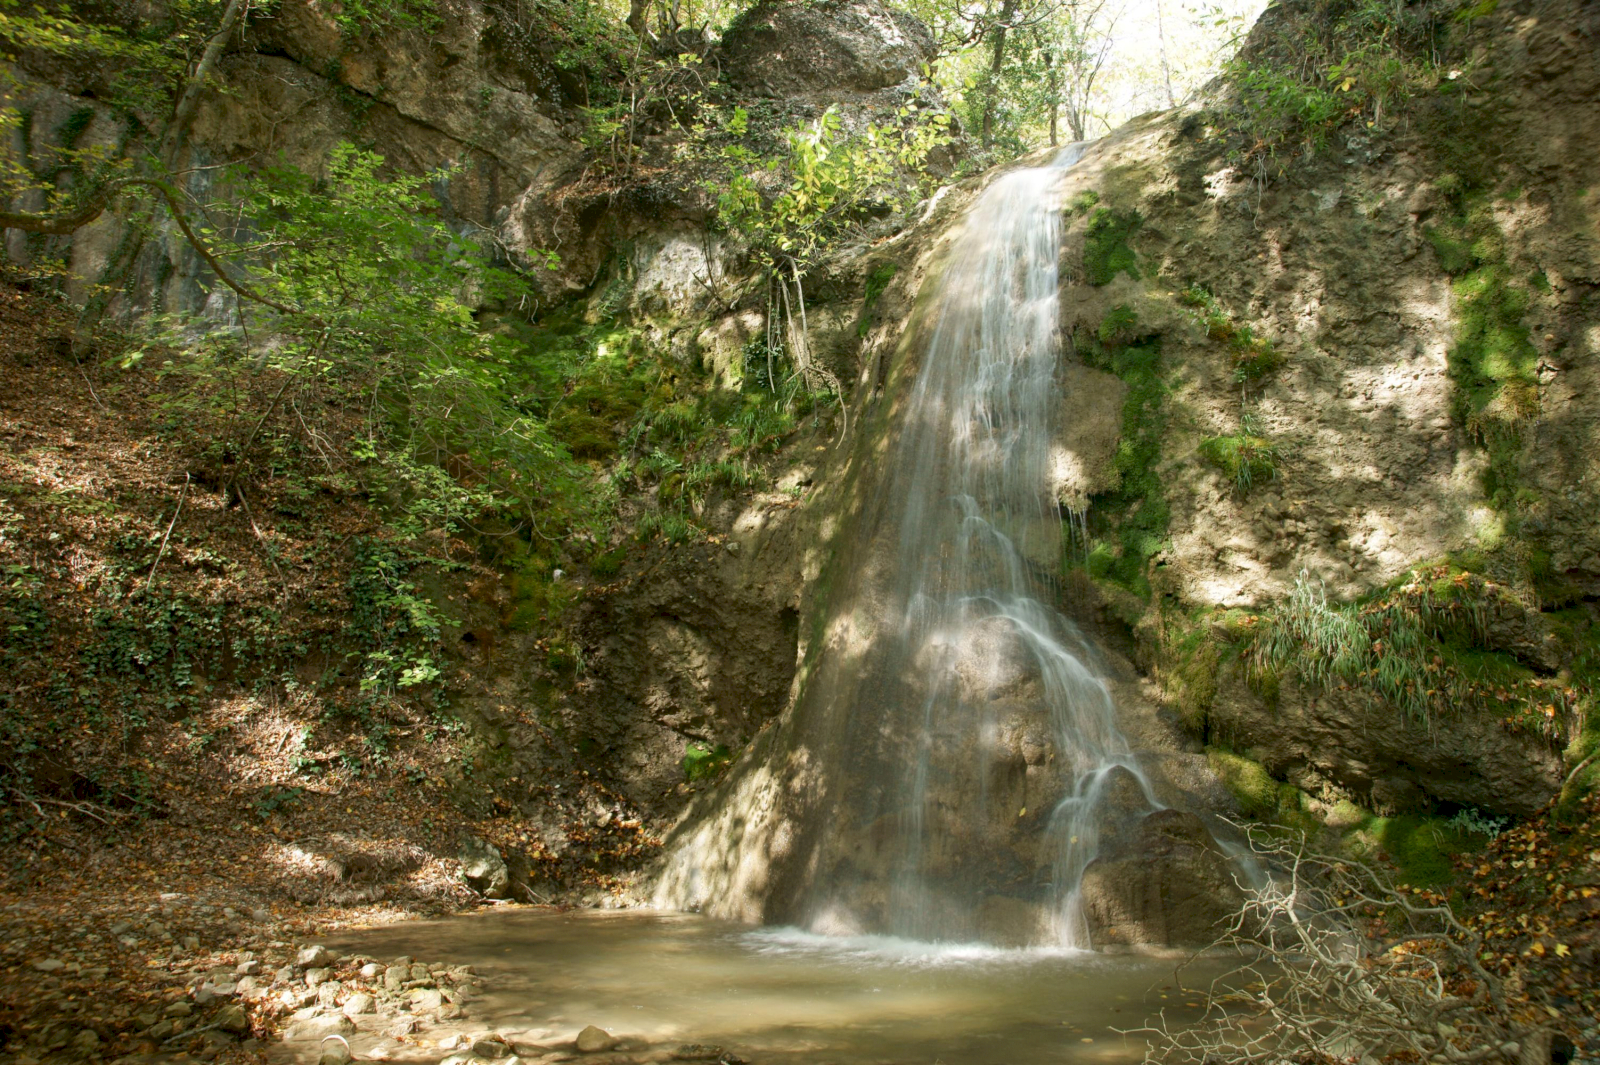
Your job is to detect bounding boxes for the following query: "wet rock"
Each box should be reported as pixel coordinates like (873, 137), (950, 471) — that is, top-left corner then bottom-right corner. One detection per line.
(576, 1025), (618, 1053)
(460, 837), (512, 899)
(164, 1001), (193, 1018)
(388, 1016), (418, 1037)
(672, 1045), (724, 1061)
(1079, 809), (1245, 948)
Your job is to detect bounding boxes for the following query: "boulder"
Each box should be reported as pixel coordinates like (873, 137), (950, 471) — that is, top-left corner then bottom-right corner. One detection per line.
(460, 837), (512, 899)
(1078, 809), (1244, 948)
(721, 0), (935, 98)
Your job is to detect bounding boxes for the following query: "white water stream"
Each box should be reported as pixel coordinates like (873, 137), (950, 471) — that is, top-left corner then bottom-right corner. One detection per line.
(873, 145), (1157, 946)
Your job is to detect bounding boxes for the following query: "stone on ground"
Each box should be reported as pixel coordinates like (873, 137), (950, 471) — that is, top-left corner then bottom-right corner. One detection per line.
(575, 1025), (618, 1052)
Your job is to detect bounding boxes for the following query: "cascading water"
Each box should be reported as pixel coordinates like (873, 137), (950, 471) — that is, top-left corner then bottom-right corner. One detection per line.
(869, 145), (1156, 946)
(656, 145), (1171, 949)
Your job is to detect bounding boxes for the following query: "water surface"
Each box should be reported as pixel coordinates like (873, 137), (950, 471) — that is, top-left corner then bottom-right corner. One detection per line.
(327, 909), (1222, 1064)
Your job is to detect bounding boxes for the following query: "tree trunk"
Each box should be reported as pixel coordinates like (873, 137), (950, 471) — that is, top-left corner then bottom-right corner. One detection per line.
(1045, 51), (1061, 146)
(1155, 0), (1177, 108)
(626, 0), (650, 39)
(979, 0), (1017, 147)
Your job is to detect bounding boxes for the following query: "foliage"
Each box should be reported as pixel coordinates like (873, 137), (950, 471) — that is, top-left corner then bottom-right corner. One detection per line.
(1445, 806), (1508, 839)
(1244, 567), (1578, 738)
(346, 538), (455, 703)
(1179, 284), (1282, 384)
(705, 104), (950, 270)
(155, 143), (594, 537)
(1220, 0), (1466, 179)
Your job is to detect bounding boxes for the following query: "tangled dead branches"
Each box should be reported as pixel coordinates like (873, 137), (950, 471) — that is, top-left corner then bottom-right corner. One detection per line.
(1137, 826), (1561, 1065)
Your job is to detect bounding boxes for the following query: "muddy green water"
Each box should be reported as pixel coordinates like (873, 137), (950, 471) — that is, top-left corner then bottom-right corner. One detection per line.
(325, 910), (1224, 1065)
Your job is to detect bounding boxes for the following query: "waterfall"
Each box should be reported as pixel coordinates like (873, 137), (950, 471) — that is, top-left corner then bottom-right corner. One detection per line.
(655, 145), (1161, 949)
(869, 145), (1156, 946)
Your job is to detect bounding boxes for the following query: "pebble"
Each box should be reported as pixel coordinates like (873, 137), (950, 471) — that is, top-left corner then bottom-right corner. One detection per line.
(32, 959), (64, 972)
(384, 965), (407, 990)
(343, 992), (376, 1016)
(237, 959), (262, 976)
(164, 1001), (193, 1018)
(359, 962), (383, 979)
(251, 908), (271, 923)
(306, 967), (333, 987)
(217, 1004), (249, 1033)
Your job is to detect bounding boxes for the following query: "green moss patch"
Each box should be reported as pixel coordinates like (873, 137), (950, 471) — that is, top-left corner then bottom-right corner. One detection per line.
(683, 741), (731, 781)
(1083, 207), (1142, 286)
(1078, 334), (1170, 598)
(858, 261), (899, 337)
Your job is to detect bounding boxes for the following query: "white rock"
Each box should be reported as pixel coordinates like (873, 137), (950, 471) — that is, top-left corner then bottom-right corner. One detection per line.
(297, 945), (335, 969)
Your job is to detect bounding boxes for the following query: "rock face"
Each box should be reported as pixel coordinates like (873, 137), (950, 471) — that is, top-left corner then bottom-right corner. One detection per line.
(722, 0), (936, 97)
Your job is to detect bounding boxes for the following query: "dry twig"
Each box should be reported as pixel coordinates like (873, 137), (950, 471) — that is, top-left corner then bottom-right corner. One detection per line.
(1133, 824), (1540, 1065)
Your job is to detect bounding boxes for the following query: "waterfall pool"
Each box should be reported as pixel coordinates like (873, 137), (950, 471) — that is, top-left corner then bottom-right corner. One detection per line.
(298, 908), (1229, 1065)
